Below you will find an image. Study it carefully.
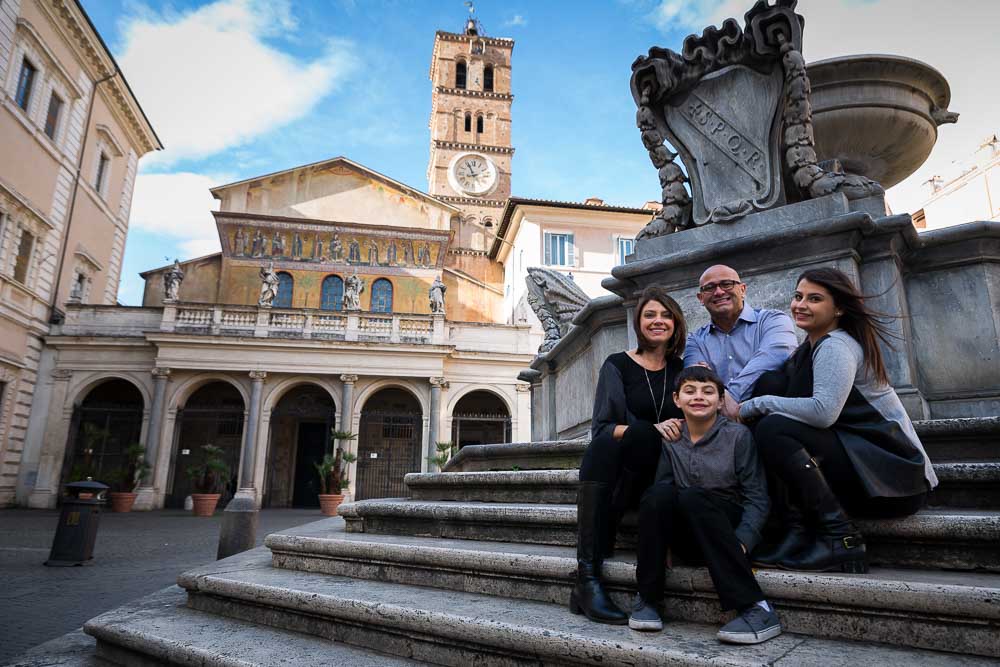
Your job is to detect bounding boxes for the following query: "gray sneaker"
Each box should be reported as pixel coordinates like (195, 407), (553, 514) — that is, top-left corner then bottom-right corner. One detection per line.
(717, 604), (782, 644)
(628, 594), (663, 632)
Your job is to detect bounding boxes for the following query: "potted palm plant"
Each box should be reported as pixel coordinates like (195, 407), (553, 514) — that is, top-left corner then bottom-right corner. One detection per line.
(428, 441), (456, 471)
(315, 430), (358, 516)
(186, 444), (228, 517)
(105, 443), (150, 512)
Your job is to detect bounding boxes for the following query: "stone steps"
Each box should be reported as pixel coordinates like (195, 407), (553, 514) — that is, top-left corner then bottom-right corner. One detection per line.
(339, 499), (1000, 571)
(264, 527), (1000, 658)
(167, 542), (996, 666)
(410, 462), (1000, 509)
(81, 585), (423, 667)
(928, 461), (1000, 508)
(442, 417), (1000, 472)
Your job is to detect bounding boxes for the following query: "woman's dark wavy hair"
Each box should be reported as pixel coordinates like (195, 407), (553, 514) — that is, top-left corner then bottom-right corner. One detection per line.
(634, 285), (686, 361)
(796, 267), (896, 386)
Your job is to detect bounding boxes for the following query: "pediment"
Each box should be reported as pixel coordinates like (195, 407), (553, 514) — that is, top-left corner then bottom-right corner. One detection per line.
(211, 157), (458, 232)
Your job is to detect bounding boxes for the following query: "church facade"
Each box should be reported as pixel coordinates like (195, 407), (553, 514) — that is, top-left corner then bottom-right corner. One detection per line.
(12, 17), (657, 510)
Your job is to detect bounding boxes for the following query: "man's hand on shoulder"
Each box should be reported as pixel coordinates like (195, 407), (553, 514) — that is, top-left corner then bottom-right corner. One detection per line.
(721, 392), (741, 421)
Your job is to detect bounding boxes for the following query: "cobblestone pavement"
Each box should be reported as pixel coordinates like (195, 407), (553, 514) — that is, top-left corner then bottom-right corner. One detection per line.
(0, 507), (321, 663)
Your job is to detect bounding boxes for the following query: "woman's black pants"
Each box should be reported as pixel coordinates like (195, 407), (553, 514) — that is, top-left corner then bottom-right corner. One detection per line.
(753, 414), (925, 519)
(579, 422), (663, 507)
(636, 483), (764, 611)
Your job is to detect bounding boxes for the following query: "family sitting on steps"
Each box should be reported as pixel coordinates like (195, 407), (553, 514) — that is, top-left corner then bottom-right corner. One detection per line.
(571, 265), (937, 645)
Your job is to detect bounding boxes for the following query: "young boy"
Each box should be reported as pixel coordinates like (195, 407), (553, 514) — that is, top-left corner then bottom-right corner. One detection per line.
(629, 366), (780, 644)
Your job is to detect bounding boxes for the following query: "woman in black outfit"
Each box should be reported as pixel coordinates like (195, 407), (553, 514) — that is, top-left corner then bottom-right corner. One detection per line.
(570, 285), (687, 624)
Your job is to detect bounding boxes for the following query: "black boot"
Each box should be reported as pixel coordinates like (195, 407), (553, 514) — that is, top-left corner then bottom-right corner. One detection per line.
(775, 450), (867, 573)
(603, 468), (640, 558)
(569, 481), (628, 624)
(753, 479), (809, 568)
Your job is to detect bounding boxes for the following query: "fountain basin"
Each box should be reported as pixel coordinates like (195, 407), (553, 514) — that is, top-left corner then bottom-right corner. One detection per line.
(806, 54), (956, 189)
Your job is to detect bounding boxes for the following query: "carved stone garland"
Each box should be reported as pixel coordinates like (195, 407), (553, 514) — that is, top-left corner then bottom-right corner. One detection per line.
(779, 39), (884, 201)
(635, 92), (693, 239)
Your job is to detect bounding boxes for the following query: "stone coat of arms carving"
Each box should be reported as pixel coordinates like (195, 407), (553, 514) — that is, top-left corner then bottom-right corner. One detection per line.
(631, 0), (882, 238)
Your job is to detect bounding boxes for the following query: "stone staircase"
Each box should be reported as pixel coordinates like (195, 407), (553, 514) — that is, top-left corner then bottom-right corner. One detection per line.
(77, 417), (1000, 665)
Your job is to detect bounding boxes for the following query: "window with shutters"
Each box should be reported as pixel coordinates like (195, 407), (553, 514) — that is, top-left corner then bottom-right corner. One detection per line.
(44, 92), (64, 140)
(274, 272), (293, 308)
(95, 152), (110, 196)
(15, 58), (36, 111)
(543, 232), (574, 267)
(320, 275), (344, 311)
(617, 237), (635, 264)
(13, 229), (35, 284)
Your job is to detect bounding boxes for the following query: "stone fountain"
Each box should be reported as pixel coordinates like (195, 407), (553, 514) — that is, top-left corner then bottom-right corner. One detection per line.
(523, 0), (998, 440)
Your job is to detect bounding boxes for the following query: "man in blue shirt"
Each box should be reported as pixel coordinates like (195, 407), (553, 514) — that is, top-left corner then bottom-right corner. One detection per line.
(683, 265), (798, 420)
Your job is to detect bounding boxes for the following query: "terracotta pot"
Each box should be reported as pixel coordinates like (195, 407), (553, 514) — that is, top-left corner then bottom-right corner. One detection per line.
(318, 493), (345, 516)
(191, 493), (221, 517)
(109, 492), (137, 513)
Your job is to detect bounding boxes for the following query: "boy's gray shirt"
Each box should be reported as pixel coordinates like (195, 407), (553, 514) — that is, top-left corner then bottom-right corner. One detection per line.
(654, 415), (770, 551)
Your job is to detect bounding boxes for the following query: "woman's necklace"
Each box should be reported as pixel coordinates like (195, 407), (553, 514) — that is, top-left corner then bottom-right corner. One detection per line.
(643, 363), (668, 423)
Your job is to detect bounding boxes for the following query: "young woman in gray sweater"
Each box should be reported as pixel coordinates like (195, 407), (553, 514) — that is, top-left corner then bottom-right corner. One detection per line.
(740, 268), (937, 573)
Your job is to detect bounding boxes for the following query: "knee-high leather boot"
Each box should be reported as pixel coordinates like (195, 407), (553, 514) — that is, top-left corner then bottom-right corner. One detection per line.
(776, 450), (867, 573)
(753, 477), (809, 567)
(569, 481), (627, 624)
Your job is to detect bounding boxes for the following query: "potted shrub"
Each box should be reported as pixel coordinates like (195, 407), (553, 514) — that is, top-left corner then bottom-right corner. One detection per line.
(186, 444), (228, 517)
(428, 441), (456, 471)
(105, 443), (150, 513)
(315, 430), (358, 516)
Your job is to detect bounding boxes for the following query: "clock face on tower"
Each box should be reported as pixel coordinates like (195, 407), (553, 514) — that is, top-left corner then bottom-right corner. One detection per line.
(448, 153), (498, 196)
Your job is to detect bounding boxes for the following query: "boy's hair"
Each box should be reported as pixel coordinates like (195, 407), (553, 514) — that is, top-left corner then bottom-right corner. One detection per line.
(674, 365), (725, 395)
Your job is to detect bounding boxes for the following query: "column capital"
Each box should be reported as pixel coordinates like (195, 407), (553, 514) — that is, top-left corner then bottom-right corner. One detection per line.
(151, 367), (171, 378)
(339, 374), (359, 384)
(249, 370), (267, 381)
(51, 369), (73, 381)
(429, 376), (449, 389)
(515, 382), (531, 393)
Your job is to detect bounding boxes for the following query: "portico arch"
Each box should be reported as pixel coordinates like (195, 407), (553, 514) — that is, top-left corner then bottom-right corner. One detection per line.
(165, 380), (246, 508)
(263, 382), (337, 508)
(59, 377), (145, 496)
(355, 385), (424, 501)
(448, 388), (512, 447)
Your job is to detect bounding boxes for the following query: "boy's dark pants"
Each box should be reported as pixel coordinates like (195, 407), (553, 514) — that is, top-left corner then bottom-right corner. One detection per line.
(636, 482), (764, 612)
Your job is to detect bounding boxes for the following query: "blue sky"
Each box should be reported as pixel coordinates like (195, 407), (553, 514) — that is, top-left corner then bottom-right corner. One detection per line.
(80, 0), (1000, 305)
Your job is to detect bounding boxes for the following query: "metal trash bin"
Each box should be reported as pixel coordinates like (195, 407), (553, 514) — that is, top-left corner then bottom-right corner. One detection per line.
(44, 479), (109, 567)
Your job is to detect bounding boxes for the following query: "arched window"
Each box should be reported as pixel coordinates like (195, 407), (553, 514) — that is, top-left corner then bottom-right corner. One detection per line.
(476, 115), (484, 134)
(455, 61), (467, 89)
(320, 275), (344, 311)
(370, 278), (393, 313)
(484, 65), (494, 92)
(275, 272), (293, 308)
(464, 112), (472, 132)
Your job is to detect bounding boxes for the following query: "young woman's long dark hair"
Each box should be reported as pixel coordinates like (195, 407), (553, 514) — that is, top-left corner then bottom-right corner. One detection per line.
(796, 267), (895, 386)
(633, 285), (686, 361)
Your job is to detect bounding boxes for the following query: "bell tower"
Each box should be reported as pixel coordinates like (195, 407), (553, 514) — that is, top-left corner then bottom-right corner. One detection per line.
(428, 11), (514, 251)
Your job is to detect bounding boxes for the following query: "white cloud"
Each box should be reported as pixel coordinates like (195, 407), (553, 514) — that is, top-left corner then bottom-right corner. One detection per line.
(504, 14), (528, 27)
(118, 0), (358, 165)
(647, 0), (1000, 215)
(180, 237), (223, 258)
(130, 172), (226, 239)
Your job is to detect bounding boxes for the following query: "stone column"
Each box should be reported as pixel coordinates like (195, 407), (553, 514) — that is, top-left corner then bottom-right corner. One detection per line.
(339, 374), (358, 434)
(218, 370), (265, 560)
(428, 377), (448, 467)
(27, 369), (74, 509)
(514, 382), (532, 442)
(134, 367), (170, 511)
